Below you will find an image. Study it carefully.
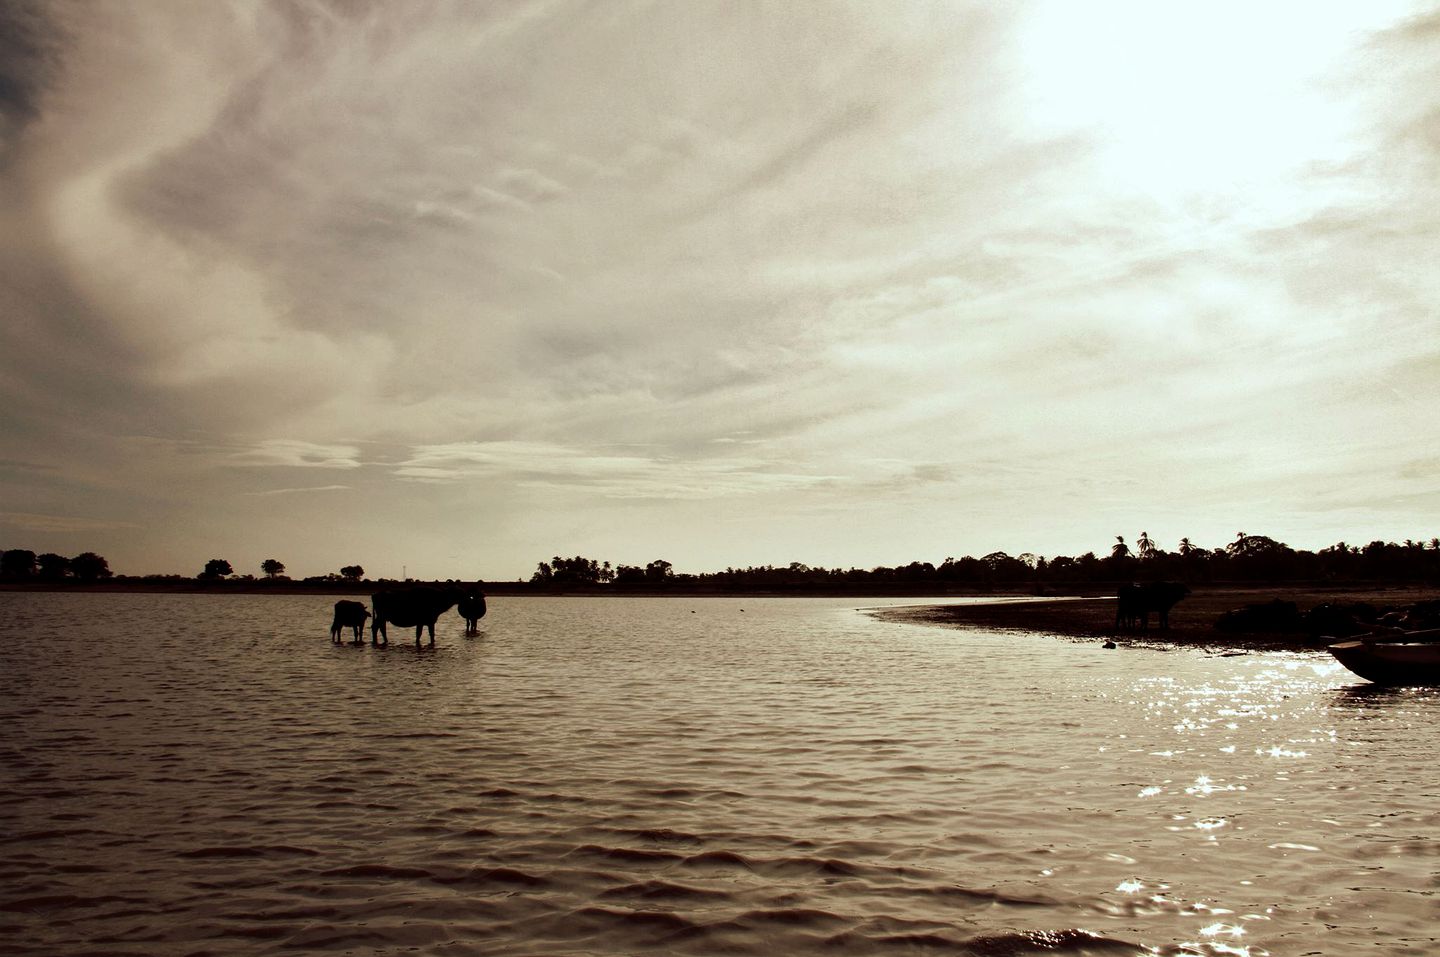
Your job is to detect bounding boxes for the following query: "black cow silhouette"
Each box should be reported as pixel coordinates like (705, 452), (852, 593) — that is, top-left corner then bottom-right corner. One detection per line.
(330, 600), (370, 644)
(457, 591), (487, 634)
(371, 585), (468, 646)
(1116, 581), (1190, 631)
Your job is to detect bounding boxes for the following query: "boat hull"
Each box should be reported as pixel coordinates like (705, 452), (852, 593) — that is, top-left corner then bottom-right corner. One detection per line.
(1328, 640), (1440, 685)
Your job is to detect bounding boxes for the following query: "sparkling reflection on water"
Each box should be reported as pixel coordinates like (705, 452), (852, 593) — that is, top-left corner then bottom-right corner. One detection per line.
(1, 593), (1436, 956)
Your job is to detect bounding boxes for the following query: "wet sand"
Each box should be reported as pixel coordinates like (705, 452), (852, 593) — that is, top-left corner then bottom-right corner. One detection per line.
(878, 585), (1440, 651)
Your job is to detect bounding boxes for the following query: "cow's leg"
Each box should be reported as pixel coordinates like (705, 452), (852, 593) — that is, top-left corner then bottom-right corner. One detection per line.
(373, 618), (387, 646)
(415, 624), (424, 647)
(428, 622), (436, 645)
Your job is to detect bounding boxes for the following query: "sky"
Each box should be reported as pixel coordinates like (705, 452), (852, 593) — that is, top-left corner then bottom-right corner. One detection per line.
(2, 0), (1439, 582)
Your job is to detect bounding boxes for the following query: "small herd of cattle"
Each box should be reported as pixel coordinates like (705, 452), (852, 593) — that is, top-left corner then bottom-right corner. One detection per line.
(330, 581), (1186, 645)
(330, 585), (487, 646)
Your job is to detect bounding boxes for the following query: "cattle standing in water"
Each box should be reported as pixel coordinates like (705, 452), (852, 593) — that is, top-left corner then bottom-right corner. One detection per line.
(331, 600), (371, 644)
(1116, 581), (1190, 631)
(457, 592), (487, 634)
(371, 585), (468, 647)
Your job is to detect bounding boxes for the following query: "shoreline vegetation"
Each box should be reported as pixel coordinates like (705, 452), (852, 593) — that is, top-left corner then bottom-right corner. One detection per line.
(873, 585), (1440, 652)
(3, 534), (1438, 649)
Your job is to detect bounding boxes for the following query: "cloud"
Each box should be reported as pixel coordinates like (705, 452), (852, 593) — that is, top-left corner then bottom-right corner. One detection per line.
(243, 484), (353, 496)
(396, 440), (836, 499)
(0, 1), (64, 153)
(1, 2), (1437, 577)
(231, 440), (362, 469)
(0, 511), (141, 534)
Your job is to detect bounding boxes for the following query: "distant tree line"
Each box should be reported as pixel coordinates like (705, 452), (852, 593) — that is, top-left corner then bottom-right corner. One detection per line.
(0, 549), (112, 582)
(191, 559), (368, 583)
(0, 551), (369, 585)
(529, 533), (1440, 591)
(5, 532), (1440, 588)
(530, 556), (675, 587)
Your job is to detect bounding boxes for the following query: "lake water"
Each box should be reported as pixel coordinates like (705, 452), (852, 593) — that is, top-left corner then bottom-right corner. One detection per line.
(2, 593), (1436, 956)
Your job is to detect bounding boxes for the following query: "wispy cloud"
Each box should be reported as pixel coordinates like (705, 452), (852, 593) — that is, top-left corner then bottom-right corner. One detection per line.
(397, 441), (835, 499)
(244, 484), (353, 497)
(0, 512), (142, 534)
(231, 441), (362, 470)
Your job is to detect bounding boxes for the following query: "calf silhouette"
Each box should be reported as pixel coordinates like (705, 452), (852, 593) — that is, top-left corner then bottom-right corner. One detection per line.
(330, 600), (370, 644)
(457, 592), (487, 634)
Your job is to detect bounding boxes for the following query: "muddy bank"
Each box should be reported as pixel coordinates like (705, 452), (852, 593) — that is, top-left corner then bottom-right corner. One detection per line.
(877, 585), (1440, 651)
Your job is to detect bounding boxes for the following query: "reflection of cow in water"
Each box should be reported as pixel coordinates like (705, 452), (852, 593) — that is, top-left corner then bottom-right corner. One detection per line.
(1116, 581), (1190, 631)
(331, 600), (370, 644)
(372, 585), (468, 647)
(457, 592), (487, 634)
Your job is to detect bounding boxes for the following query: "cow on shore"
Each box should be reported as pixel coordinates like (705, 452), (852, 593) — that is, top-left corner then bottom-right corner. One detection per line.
(330, 600), (371, 644)
(371, 584), (469, 647)
(1116, 581), (1190, 632)
(457, 591), (487, 634)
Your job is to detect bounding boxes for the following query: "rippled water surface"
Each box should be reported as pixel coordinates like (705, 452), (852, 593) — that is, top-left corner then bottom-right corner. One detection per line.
(2, 593), (1437, 956)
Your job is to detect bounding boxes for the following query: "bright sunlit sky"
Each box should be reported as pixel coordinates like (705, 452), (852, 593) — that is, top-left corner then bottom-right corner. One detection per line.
(2, 1), (1438, 581)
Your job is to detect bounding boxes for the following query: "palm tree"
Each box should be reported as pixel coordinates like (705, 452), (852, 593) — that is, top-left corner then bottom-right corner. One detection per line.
(1177, 537), (1196, 556)
(1137, 531), (1155, 559)
(1112, 536), (1131, 559)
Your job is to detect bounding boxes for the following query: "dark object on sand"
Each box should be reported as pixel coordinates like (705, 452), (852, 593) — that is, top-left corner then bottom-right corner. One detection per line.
(1115, 581), (1190, 631)
(1303, 602), (1377, 641)
(1328, 630), (1440, 685)
(330, 599), (370, 644)
(1215, 599), (1302, 633)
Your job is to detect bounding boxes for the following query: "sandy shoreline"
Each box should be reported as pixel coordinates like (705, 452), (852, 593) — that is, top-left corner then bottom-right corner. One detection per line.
(874, 585), (1440, 652)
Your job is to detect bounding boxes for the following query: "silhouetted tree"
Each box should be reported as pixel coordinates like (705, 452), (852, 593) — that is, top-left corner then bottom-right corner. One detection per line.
(1106, 536), (1135, 577)
(70, 552), (111, 581)
(36, 553), (71, 580)
(532, 555), (606, 587)
(1226, 534), (1295, 580)
(1136, 531), (1156, 560)
(340, 565), (365, 581)
(261, 559), (286, 578)
(979, 552), (1029, 582)
(612, 564), (645, 585)
(199, 558), (233, 580)
(1, 549), (36, 579)
(645, 559), (674, 583)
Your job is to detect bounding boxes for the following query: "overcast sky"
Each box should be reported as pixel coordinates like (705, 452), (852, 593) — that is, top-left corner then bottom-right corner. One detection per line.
(2, 1), (1438, 581)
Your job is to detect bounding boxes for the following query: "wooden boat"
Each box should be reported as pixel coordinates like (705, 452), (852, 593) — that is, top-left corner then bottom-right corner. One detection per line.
(1328, 631), (1440, 685)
